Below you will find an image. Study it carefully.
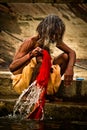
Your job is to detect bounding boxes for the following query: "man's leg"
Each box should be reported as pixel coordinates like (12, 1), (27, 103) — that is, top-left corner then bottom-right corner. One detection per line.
(53, 53), (69, 76)
(46, 53), (69, 102)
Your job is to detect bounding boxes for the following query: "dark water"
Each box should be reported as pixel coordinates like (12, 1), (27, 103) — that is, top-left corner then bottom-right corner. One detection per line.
(0, 116), (87, 130)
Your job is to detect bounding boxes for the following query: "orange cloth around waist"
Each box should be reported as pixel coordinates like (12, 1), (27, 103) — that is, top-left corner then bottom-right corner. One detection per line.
(11, 58), (61, 95)
(11, 57), (37, 94)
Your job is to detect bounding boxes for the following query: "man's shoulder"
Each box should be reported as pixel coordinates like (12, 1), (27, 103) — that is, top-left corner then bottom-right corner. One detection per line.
(23, 37), (32, 43)
(24, 35), (38, 43)
(21, 37), (34, 47)
(19, 37), (34, 52)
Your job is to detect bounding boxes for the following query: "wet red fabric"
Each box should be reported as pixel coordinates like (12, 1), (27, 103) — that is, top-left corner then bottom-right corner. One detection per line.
(36, 50), (51, 87)
(29, 50), (51, 120)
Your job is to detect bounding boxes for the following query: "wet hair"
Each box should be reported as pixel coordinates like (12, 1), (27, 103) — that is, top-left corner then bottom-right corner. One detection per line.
(36, 14), (65, 44)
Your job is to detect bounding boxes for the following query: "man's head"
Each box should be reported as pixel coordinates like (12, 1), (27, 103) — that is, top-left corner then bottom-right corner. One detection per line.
(36, 14), (65, 45)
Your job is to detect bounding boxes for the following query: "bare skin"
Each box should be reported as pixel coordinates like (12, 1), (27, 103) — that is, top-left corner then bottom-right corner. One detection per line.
(9, 35), (76, 87)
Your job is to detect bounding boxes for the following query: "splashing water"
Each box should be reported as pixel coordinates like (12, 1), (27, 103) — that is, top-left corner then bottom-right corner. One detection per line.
(13, 81), (44, 120)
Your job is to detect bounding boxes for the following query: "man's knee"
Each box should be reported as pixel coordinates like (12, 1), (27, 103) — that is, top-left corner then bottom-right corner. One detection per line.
(62, 53), (69, 62)
(53, 53), (69, 65)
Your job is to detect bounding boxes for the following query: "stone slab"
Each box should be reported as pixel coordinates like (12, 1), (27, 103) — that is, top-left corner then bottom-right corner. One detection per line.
(0, 99), (87, 121)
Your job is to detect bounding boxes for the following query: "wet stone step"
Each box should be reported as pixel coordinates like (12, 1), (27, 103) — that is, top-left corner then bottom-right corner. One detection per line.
(0, 72), (87, 121)
(0, 72), (87, 101)
(0, 99), (87, 121)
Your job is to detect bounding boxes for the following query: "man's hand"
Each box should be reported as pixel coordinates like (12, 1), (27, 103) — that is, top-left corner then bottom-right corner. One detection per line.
(31, 47), (42, 57)
(64, 67), (74, 87)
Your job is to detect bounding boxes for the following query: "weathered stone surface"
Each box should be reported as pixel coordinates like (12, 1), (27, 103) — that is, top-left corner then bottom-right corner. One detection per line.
(56, 80), (87, 102)
(0, 72), (87, 121)
(45, 102), (87, 121)
(0, 72), (87, 101)
(0, 100), (87, 121)
(0, 0), (85, 3)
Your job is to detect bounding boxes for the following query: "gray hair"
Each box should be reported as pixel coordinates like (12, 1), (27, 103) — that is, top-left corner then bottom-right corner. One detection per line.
(36, 14), (65, 45)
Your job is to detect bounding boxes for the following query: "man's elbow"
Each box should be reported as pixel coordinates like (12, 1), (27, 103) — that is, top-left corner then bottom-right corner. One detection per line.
(71, 50), (76, 61)
(72, 50), (76, 57)
(9, 63), (14, 72)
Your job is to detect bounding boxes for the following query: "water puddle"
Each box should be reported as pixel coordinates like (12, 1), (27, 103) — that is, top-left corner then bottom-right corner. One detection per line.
(0, 115), (87, 130)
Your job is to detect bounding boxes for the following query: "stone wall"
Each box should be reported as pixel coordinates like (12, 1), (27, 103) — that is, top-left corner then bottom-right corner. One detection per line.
(0, 0), (85, 3)
(0, 72), (87, 101)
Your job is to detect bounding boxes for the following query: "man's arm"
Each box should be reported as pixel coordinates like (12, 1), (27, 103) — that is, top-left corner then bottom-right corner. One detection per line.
(9, 38), (42, 73)
(9, 38), (35, 72)
(9, 52), (32, 72)
(56, 42), (76, 86)
(57, 42), (76, 67)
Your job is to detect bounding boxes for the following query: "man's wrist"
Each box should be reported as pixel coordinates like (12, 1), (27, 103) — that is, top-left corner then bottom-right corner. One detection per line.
(29, 51), (33, 58)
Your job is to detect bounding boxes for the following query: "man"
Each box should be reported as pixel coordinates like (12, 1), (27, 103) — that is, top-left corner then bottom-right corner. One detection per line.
(9, 14), (76, 98)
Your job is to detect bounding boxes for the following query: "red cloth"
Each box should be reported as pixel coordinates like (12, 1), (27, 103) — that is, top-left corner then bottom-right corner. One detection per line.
(36, 50), (51, 87)
(28, 50), (51, 120)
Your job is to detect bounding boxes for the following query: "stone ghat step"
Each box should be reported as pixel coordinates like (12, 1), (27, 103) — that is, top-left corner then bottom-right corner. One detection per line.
(0, 99), (87, 121)
(0, 71), (87, 102)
